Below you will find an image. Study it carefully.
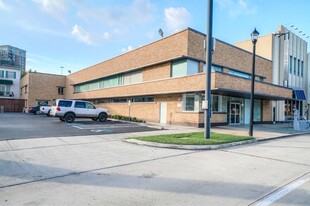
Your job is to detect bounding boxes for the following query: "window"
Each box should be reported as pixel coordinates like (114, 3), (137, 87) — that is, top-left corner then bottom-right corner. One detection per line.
(301, 61), (304, 77)
(74, 101), (86, 108)
(6, 71), (16, 79)
(171, 59), (187, 77)
(74, 74), (124, 93)
(297, 60), (300, 76)
(182, 93), (195, 111)
(38, 100), (49, 106)
(123, 70), (142, 85)
(210, 95), (227, 112)
(0, 85), (10, 96)
(58, 100), (72, 107)
(171, 59), (199, 78)
(203, 65), (223, 72)
(24, 85), (28, 94)
(112, 98), (128, 103)
(132, 97), (154, 102)
(0, 70), (4, 78)
(228, 70), (251, 79)
(294, 57), (296, 75)
(86, 102), (95, 109)
(254, 100), (261, 121)
(289, 56), (292, 74)
(187, 60), (199, 75)
(212, 95), (219, 112)
(58, 87), (65, 95)
(258, 77), (264, 82)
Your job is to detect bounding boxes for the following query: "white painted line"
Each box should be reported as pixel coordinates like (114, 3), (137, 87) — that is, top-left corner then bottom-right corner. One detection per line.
(72, 126), (83, 130)
(254, 178), (310, 206)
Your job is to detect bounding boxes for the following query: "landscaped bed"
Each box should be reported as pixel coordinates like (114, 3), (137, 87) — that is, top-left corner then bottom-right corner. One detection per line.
(130, 132), (254, 145)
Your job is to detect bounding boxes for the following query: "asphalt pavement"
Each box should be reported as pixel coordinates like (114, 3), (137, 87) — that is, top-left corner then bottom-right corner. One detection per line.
(0, 113), (158, 140)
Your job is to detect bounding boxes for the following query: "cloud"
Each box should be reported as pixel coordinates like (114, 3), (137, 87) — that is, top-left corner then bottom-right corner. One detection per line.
(77, 0), (156, 29)
(71, 24), (94, 45)
(121, 45), (134, 53)
(32, 0), (68, 22)
(103, 32), (110, 40)
(16, 20), (70, 37)
(164, 7), (191, 33)
(216, 0), (257, 19)
(0, 0), (10, 10)
(27, 52), (82, 74)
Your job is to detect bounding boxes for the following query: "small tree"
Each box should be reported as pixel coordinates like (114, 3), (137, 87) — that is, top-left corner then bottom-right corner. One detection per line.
(21, 70), (28, 79)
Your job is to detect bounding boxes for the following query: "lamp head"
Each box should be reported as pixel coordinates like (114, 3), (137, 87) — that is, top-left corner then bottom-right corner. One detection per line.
(251, 28), (259, 44)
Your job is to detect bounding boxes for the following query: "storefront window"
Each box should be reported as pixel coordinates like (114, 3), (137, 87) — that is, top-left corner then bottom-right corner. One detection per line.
(254, 100), (261, 121)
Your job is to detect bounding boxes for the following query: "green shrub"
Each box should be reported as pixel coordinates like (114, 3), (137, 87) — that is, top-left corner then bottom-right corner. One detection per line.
(109, 114), (145, 123)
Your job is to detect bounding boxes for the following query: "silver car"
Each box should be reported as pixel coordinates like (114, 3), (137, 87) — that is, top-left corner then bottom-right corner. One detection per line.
(50, 99), (109, 123)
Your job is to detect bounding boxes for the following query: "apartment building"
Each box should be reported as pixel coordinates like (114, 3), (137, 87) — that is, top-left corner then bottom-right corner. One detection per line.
(0, 66), (21, 98)
(64, 28), (292, 127)
(0, 45), (26, 72)
(235, 25), (309, 121)
(20, 72), (66, 111)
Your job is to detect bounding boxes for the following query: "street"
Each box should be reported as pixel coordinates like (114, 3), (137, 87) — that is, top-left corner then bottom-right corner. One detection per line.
(0, 132), (309, 205)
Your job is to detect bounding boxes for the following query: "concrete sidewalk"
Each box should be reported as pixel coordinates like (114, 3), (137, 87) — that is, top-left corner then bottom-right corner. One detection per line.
(145, 121), (310, 140)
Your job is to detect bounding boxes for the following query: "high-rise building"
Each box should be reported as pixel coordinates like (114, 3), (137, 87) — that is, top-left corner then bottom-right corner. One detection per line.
(0, 45), (26, 72)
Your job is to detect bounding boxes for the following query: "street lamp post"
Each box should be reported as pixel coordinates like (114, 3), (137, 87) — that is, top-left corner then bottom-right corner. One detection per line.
(249, 28), (259, 137)
(204, 0), (213, 139)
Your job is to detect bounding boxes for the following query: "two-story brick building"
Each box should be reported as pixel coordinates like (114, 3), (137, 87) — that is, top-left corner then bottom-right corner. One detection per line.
(20, 72), (66, 112)
(64, 28), (292, 127)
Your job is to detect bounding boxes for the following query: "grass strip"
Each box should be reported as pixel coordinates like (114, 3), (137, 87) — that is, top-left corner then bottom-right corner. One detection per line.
(130, 132), (254, 145)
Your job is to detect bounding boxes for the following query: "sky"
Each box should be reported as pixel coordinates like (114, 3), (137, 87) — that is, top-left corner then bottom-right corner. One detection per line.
(0, 0), (309, 75)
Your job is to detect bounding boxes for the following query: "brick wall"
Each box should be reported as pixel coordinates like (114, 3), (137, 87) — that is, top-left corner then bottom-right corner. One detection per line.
(20, 72), (66, 108)
(143, 62), (171, 82)
(66, 30), (189, 85)
(187, 29), (273, 83)
(214, 72), (292, 98)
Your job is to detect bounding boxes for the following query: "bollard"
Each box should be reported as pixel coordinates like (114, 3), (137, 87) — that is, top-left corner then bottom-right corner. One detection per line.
(0, 106), (4, 113)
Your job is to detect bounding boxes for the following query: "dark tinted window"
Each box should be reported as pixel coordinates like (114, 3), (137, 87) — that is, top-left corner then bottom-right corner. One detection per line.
(74, 101), (86, 108)
(86, 102), (95, 109)
(58, 100), (72, 107)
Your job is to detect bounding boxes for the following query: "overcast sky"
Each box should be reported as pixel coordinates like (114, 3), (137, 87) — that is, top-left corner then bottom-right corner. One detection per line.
(0, 0), (309, 75)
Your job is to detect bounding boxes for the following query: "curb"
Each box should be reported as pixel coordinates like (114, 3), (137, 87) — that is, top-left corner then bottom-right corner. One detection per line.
(124, 139), (258, 150)
(256, 131), (310, 142)
(108, 118), (165, 130)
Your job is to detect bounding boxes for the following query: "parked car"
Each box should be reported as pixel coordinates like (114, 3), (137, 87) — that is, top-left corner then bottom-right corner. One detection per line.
(40, 105), (52, 116)
(50, 99), (109, 123)
(29, 105), (41, 115)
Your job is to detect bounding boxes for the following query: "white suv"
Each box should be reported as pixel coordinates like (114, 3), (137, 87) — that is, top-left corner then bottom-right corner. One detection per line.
(50, 99), (109, 123)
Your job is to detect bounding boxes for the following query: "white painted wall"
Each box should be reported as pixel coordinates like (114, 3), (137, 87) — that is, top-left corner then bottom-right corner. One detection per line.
(0, 67), (21, 99)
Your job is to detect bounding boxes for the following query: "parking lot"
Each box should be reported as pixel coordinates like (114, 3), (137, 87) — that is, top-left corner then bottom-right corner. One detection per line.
(0, 113), (158, 141)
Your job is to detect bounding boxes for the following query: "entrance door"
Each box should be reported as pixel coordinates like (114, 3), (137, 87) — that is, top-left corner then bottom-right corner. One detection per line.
(160, 102), (167, 124)
(230, 103), (241, 125)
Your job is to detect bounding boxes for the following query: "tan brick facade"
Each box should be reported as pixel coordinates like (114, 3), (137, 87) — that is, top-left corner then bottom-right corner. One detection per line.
(25, 28), (293, 126)
(20, 72), (66, 111)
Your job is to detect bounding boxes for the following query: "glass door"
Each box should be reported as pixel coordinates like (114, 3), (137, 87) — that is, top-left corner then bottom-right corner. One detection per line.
(230, 103), (241, 125)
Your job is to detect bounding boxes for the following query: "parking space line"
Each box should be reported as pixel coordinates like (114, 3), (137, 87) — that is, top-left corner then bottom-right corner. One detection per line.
(252, 175), (310, 206)
(72, 126), (83, 130)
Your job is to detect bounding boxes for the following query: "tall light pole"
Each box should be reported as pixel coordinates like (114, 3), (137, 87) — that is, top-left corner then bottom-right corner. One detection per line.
(249, 28), (259, 137)
(204, 0), (213, 139)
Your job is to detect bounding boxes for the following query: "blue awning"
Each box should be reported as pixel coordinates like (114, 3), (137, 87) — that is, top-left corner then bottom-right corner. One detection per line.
(293, 89), (307, 100)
